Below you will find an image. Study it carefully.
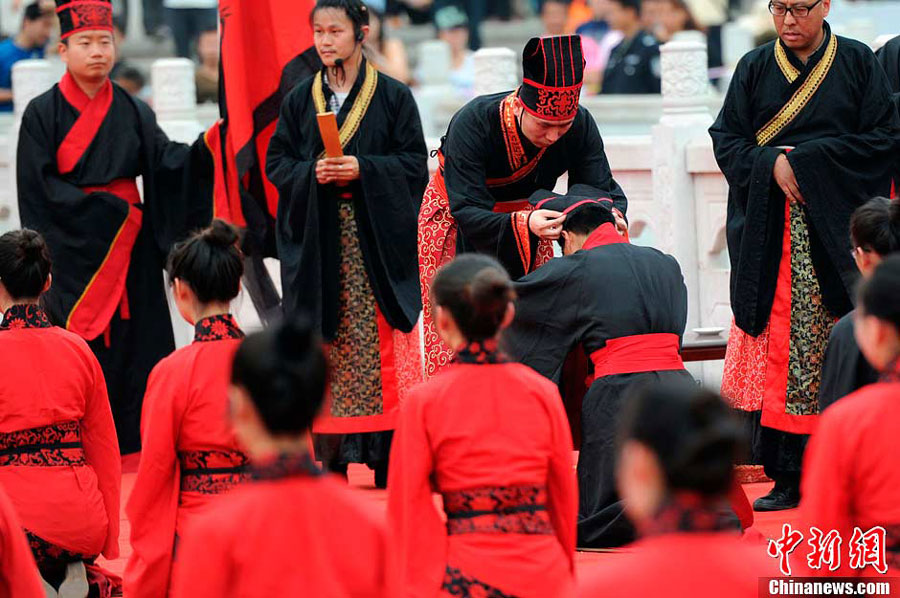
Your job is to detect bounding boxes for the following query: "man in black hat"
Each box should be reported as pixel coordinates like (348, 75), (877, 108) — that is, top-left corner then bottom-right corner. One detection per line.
(16, 0), (213, 453)
(418, 34), (628, 378)
(503, 187), (693, 548)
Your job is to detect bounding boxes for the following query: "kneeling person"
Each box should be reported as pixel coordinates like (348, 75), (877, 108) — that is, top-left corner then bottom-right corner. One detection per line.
(504, 194), (693, 548)
(171, 318), (388, 597)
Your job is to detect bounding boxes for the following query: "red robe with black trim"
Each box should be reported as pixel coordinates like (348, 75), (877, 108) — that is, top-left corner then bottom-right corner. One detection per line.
(17, 72), (213, 453)
(387, 346), (578, 598)
(0, 304), (120, 560)
(125, 315), (247, 598)
(0, 486), (44, 598)
(170, 455), (388, 597)
(799, 364), (900, 576)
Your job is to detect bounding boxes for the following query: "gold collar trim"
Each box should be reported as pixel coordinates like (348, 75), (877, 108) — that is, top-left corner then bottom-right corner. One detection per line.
(775, 40), (800, 83)
(312, 62), (379, 158)
(756, 33), (837, 147)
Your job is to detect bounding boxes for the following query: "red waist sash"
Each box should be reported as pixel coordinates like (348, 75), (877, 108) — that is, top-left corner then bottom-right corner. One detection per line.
(66, 178), (142, 341)
(590, 333), (685, 379)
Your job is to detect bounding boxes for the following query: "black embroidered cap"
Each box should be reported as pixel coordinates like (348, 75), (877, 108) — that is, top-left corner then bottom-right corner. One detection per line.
(528, 187), (614, 215)
(518, 35), (585, 122)
(55, 0), (113, 40)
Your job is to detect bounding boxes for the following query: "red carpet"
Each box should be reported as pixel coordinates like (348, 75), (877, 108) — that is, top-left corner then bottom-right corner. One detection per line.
(99, 456), (797, 578)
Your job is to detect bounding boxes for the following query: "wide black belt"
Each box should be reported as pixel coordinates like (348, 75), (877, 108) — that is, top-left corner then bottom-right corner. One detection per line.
(178, 449), (250, 494)
(442, 484), (553, 536)
(0, 421), (85, 467)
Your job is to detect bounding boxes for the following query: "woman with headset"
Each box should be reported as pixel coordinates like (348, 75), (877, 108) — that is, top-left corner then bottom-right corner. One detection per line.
(266, 0), (429, 487)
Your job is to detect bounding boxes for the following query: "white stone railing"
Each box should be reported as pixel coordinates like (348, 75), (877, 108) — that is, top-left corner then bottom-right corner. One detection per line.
(1, 45), (733, 380)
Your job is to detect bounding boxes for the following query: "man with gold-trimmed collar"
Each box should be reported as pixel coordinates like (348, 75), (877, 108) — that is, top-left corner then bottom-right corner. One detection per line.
(709, 0), (900, 511)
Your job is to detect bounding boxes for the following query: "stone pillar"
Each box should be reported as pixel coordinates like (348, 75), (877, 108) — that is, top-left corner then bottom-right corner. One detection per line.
(414, 40), (453, 139)
(125, 0), (149, 44)
(472, 47), (518, 97)
(12, 59), (55, 119)
(151, 58), (204, 348)
(721, 21), (755, 69)
(4, 59), (55, 232)
(418, 40), (452, 86)
(651, 39), (712, 335)
(151, 58), (204, 143)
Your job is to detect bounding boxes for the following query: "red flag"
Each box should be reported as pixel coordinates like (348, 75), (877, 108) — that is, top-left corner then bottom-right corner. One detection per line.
(212, 0), (320, 257)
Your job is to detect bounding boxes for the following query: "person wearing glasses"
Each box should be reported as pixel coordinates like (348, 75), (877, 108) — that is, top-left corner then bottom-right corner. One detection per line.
(709, 0), (900, 512)
(818, 198), (899, 412)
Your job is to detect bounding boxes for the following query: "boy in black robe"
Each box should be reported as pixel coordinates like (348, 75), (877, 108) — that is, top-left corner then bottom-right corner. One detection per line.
(418, 34), (628, 377)
(16, 0), (213, 453)
(503, 190), (693, 548)
(709, 0), (900, 510)
(266, 0), (428, 486)
(819, 197), (898, 411)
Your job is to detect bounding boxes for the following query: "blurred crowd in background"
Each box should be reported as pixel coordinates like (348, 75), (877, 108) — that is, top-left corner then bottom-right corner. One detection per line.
(0, 0), (839, 113)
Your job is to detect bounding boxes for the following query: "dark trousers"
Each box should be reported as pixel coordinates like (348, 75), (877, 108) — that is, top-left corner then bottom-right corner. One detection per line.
(760, 425), (808, 492)
(86, 231), (175, 454)
(166, 7), (218, 58)
(144, 0), (165, 34)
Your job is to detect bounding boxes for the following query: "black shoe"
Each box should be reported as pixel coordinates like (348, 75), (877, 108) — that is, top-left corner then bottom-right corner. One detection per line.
(753, 487), (800, 511)
(373, 463), (389, 489)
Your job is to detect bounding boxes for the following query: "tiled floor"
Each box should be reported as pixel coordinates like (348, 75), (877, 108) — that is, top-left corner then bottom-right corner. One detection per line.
(99, 455), (795, 581)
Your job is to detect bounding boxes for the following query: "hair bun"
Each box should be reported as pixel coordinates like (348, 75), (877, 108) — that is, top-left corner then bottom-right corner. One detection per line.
(203, 219), (240, 249)
(18, 230), (48, 263)
(470, 267), (513, 311)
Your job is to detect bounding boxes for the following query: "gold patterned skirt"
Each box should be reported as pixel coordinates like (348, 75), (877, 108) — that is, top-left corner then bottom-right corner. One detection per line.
(721, 201), (836, 435)
(313, 199), (422, 435)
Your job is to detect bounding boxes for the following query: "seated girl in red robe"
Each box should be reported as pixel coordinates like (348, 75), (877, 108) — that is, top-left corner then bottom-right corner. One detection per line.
(388, 254), (578, 598)
(578, 383), (778, 597)
(170, 317), (388, 597)
(126, 220), (249, 598)
(801, 255), (900, 576)
(0, 229), (120, 594)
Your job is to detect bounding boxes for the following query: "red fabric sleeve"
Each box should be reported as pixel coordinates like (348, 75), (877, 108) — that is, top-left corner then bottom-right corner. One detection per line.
(799, 410), (854, 576)
(81, 350), (122, 559)
(544, 386), (578, 572)
(729, 478), (754, 531)
(386, 390), (446, 597)
(0, 488), (45, 598)
(168, 513), (231, 598)
(125, 363), (183, 598)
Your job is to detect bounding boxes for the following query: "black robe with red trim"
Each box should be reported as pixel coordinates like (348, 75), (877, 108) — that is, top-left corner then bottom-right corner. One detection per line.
(502, 225), (692, 548)
(709, 24), (900, 336)
(17, 77), (214, 453)
(441, 92), (627, 280)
